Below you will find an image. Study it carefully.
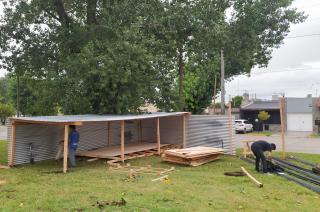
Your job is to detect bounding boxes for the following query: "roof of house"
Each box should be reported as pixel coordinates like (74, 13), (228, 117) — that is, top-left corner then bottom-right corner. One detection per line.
(241, 101), (279, 111)
(10, 112), (189, 124)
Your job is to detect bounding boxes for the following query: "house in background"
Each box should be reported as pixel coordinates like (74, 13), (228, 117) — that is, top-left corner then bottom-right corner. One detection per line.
(240, 100), (280, 131)
(285, 96), (320, 133)
(240, 94), (320, 133)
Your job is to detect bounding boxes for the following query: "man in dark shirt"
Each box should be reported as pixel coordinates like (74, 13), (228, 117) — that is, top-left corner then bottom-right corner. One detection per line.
(251, 140), (276, 173)
(68, 125), (80, 167)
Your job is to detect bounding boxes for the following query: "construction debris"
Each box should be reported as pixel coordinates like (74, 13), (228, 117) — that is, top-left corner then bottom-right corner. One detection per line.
(92, 198), (127, 209)
(0, 164), (9, 169)
(108, 163), (175, 182)
(152, 175), (169, 182)
(224, 171), (246, 176)
(241, 167), (263, 188)
(162, 147), (224, 166)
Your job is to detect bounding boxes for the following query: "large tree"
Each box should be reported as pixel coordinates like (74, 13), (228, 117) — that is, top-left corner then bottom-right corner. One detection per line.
(0, 0), (305, 115)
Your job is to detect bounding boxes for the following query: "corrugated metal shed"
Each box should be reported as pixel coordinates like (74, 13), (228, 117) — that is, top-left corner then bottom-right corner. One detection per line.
(7, 113), (235, 166)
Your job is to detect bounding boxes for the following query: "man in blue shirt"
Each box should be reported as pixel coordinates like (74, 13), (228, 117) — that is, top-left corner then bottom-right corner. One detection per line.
(68, 125), (80, 167)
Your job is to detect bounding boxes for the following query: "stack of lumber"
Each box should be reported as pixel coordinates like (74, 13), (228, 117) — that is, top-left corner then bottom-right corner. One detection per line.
(162, 147), (224, 166)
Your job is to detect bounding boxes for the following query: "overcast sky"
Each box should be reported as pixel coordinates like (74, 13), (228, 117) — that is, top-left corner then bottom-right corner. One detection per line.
(0, 1), (319, 100)
(226, 0), (320, 100)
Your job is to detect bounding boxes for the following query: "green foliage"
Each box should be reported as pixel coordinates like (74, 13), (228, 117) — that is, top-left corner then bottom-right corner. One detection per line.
(0, 103), (15, 124)
(258, 111), (271, 122)
(0, 0), (306, 115)
(232, 96), (243, 108)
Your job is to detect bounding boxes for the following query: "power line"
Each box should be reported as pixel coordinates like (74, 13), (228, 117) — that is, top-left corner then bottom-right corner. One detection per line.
(285, 33), (320, 39)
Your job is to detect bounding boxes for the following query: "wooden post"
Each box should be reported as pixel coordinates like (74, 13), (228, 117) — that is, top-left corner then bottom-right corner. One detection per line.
(279, 98), (286, 159)
(107, 122), (111, 146)
(138, 120), (142, 142)
(63, 125), (69, 173)
(9, 122), (16, 167)
(182, 115), (186, 148)
(156, 118), (161, 155)
(228, 102), (234, 153)
(121, 120), (125, 162)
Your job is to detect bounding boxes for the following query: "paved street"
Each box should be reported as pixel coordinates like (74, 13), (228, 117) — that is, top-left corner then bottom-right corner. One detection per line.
(235, 132), (320, 154)
(0, 125), (6, 141)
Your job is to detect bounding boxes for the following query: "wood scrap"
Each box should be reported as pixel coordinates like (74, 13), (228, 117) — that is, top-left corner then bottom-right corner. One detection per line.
(241, 167), (263, 188)
(0, 180), (6, 185)
(87, 158), (99, 162)
(152, 175), (169, 182)
(0, 165), (9, 169)
(162, 147), (224, 166)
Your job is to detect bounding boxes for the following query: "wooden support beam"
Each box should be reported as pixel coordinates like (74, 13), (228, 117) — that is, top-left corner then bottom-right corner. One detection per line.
(9, 123), (16, 167)
(228, 102), (234, 153)
(107, 122), (111, 146)
(182, 115), (186, 148)
(138, 120), (142, 142)
(121, 120), (125, 162)
(156, 118), (161, 155)
(63, 125), (69, 173)
(279, 98), (286, 160)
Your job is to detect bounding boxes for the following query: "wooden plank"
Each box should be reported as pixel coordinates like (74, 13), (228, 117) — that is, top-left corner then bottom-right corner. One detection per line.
(228, 101), (234, 152)
(121, 120), (125, 162)
(63, 125), (69, 173)
(279, 98), (286, 159)
(157, 118), (161, 155)
(9, 123), (16, 167)
(139, 120), (142, 142)
(11, 120), (83, 126)
(241, 167), (263, 188)
(76, 142), (170, 158)
(182, 115), (186, 148)
(107, 122), (111, 146)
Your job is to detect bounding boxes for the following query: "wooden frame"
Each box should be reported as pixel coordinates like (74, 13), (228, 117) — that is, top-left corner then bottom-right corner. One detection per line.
(279, 98), (286, 159)
(228, 102), (234, 151)
(156, 118), (161, 155)
(9, 113), (189, 170)
(182, 115), (186, 148)
(63, 125), (69, 173)
(107, 122), (111, 146)
(121, 120), (125, 162)
(9, 123), (16, 167)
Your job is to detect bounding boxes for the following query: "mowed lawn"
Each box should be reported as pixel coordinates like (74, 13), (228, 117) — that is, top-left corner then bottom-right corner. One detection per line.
(0, 140), (320, 211)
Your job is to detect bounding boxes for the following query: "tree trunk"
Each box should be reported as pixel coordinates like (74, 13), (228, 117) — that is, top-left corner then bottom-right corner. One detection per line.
(53, 0), (71, 27)
(87, 0), (98, 25)
(178, 47), (184, 111)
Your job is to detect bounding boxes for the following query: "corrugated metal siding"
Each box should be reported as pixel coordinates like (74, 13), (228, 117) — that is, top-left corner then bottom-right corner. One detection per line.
(186, 115), (235, 155)
(7, 117), (183, 165)
(7, 115), (234, 165)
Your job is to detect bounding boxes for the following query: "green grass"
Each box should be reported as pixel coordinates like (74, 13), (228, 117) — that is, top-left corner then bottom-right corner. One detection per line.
(1, 140), (320, 211)
(247, 131), (273, 136)
(309, 133), (320, 138)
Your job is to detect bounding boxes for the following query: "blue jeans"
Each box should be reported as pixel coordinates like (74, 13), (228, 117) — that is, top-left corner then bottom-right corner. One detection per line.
(68, 148), (76, 167)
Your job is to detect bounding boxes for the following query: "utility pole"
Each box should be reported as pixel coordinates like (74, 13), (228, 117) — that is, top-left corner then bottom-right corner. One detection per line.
(213, 74), (217, 114)
(220, 49), (225, 115)
(16, 73), (20, 117)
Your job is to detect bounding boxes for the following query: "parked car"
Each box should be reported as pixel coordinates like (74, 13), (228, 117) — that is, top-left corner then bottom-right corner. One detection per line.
(235, 119), (253, 133)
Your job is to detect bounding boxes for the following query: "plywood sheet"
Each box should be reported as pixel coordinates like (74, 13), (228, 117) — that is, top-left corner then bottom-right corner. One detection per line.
(76, 142), (170, 158)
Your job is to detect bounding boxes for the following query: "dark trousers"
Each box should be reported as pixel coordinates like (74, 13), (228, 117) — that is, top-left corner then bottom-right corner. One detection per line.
(251, 146), (268, 173)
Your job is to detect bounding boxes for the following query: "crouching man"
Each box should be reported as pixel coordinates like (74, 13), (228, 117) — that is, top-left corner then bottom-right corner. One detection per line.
(251, 140), (276, 173)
